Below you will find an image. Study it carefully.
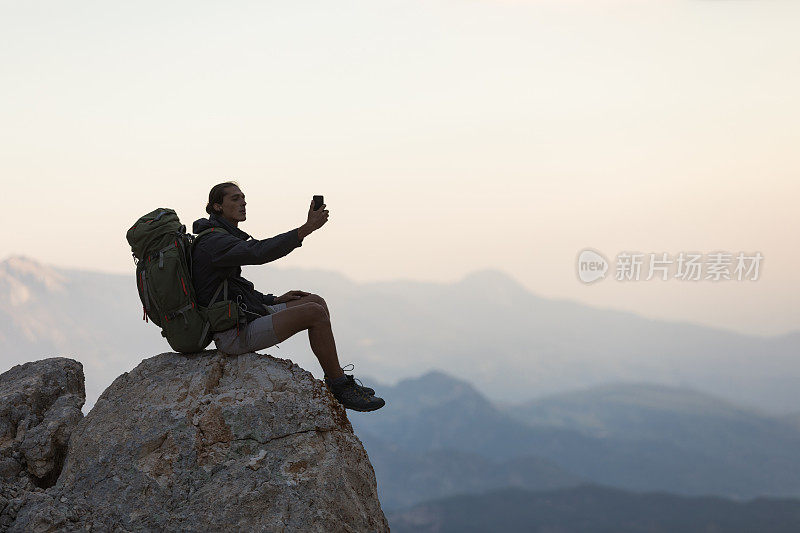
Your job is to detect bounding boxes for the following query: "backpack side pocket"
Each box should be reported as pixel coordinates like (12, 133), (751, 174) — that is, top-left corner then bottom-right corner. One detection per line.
(205, 300), (240, 333)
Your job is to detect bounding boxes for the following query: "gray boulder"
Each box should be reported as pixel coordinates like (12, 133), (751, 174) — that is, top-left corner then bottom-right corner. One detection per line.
(12, 351), (388, 532)
(0, 357), (85, 530)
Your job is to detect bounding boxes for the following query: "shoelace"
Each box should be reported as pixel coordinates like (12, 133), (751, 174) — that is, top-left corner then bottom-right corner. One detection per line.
(325, 363), (373, 398)
(341, 363), (370, 392)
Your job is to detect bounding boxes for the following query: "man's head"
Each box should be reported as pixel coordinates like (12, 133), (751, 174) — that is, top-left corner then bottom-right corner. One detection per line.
(206, 181), (246, 226)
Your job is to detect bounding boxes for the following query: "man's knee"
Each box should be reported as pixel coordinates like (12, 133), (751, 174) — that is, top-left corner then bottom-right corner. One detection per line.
(273, 302), (328, 342)
(306, 293), (326, 307)
(306, 294), (329, 316)
(305, 302), (329, 325)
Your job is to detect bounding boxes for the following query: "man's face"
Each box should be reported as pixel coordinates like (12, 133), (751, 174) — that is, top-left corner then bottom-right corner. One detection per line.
(216, 186), (246, 225)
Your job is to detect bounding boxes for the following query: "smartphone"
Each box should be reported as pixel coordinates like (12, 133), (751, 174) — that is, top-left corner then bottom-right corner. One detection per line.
(313, 195), (324, 211)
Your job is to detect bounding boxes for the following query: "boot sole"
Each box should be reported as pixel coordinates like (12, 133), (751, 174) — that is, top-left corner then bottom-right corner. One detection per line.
(325, 383), (384, 411)
(345, 402), (385, 412)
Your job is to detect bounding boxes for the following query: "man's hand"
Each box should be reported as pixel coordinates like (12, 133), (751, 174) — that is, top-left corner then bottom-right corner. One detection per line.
(274, 290), (310, 304)
(298, 200), (329, 240)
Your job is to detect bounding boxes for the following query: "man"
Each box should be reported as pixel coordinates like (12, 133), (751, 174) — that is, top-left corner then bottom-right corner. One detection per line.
(191, 181), (384, 412)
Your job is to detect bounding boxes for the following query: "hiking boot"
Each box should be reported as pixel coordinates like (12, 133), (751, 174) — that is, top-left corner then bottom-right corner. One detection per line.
(325, 364), (376, 396)
(325, 376), (385, 412)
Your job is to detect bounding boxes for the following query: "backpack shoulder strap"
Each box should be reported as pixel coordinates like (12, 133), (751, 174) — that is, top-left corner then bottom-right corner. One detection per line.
(194, 227), (228, 243)
(193, 227), (231, 306)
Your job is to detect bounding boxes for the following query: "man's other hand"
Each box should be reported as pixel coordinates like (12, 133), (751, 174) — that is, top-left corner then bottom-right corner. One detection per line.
(275, 290), (311, 304)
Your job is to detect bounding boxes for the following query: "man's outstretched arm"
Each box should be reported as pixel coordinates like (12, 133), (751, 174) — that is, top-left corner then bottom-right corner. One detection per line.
(210, 229), (303, 267)
(210, 199), (329, 267)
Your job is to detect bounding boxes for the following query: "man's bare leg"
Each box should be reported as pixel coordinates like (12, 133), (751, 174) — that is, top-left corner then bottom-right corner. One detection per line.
(283, 294), (335, 370)
(272, 295), (385, 412)
(271, 302), (344, 379)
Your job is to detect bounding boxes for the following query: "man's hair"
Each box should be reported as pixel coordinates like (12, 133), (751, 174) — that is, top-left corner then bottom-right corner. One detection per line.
(206, 181), (239, 216)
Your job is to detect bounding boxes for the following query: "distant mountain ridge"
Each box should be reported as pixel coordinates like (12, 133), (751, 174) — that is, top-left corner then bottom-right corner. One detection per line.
(387, 485), (800, 533)
(508, 382), (766, 433)
(1, 255), (799, 415)
(350, 371), (800, 502)
(355, 429), (583, 511)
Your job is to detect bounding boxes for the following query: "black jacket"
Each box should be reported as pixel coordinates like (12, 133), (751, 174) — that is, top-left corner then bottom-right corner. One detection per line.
(191, 214), (303, 322)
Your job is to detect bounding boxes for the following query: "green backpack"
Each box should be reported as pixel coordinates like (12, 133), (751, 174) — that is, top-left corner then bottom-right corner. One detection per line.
(126, 208), (242, 353)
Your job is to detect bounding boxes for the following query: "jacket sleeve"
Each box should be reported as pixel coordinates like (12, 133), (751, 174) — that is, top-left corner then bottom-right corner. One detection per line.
(260, 292), (277, 307)
(208, 228), (303, 268)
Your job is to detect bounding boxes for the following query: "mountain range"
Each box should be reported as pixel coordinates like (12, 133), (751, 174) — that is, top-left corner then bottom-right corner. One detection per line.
(350, 371), (800, 509)
(387, 485), (800, 533)
(1, 255), (798, 415)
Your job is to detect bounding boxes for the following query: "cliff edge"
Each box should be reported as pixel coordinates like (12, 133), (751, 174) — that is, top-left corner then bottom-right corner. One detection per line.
(3, 352), (388, 532)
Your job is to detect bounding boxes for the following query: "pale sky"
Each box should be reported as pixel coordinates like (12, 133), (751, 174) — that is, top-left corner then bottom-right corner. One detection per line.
(2, 0), (798, 336)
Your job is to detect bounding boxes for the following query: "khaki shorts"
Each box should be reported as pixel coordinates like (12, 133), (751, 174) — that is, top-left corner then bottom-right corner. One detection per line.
(213, 303), (287, 355)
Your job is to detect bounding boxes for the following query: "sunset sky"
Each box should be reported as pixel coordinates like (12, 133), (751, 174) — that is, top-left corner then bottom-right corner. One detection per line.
(2, 0), (798, 336)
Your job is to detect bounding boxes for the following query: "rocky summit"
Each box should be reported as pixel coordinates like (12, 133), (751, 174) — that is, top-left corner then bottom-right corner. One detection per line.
(2, 352), (388, 532)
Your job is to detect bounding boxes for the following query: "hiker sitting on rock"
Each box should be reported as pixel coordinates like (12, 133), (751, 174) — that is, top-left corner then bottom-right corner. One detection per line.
(191, 181), (384, 412)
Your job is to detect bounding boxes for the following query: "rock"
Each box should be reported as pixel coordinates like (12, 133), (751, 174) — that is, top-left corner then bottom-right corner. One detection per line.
(0, 357), (84, 531)
(13, 351), (389, 532)
(0, 357), (85, 487)
(21, 394), (84, 481)
(0, 456), (21, 480)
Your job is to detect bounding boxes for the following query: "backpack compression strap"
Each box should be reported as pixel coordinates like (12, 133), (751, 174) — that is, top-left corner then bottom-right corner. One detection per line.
(209, 278), (228, 306)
